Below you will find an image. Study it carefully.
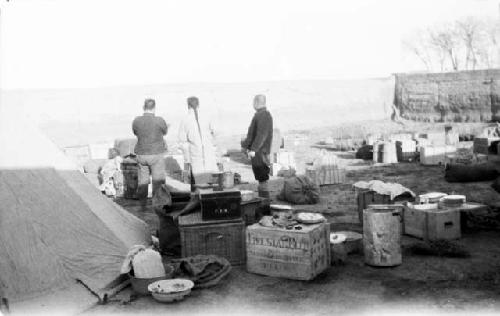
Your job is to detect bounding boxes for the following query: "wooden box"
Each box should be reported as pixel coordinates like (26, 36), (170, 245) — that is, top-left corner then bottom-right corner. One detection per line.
(474, 137), (500, 155)
(121, 161), (139, 199)
(403, 204), (461, 241)
(199, 189), (242, 221)
(420, 146), (456, 165)
(246, 222), (330, 280)
(443, 202), (489, 232)
(179, 212), (245, 265)
(306, 166), (346, 186)
(357, 190), (391, 225)
(396, 140), (417, 162)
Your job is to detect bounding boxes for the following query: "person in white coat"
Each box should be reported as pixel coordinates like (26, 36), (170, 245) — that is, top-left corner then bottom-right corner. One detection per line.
(178, 96), (219, 183)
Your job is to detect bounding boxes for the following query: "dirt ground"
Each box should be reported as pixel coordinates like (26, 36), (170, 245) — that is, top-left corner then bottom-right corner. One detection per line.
(89, 120), (500, 315)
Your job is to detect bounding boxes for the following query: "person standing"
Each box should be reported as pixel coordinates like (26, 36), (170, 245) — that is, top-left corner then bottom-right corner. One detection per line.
(241, 94), (273, 198)
(178, 96), (219, 184)
(132, 98), (168, 208)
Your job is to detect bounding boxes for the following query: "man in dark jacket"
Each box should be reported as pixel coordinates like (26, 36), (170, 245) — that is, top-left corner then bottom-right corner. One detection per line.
(241, 94), (273, 198)
(132, 98), (168, 208)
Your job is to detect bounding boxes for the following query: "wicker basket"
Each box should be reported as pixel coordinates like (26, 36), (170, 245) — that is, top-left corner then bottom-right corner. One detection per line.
(179, 212), (245, 265)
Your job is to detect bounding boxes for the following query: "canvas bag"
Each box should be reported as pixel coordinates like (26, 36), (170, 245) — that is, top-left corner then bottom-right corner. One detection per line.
(278, 175), (320, 204)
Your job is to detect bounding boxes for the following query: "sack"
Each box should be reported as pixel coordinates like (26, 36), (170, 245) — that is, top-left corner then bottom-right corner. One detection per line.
(121, 246), (166, 278)
(132, 248), (166, 278)
(278, 176), (320, 204)
(445, 163), (499, 183)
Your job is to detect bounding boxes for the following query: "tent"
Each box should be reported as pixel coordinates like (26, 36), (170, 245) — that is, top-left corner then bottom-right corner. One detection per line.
(0, 108), (151, 314)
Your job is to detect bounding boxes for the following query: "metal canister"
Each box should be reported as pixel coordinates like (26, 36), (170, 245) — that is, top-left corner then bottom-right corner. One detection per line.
(222, 171), (234, 189)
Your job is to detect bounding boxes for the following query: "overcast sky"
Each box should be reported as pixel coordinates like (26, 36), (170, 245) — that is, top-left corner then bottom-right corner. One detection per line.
(0, 0), (498, 89)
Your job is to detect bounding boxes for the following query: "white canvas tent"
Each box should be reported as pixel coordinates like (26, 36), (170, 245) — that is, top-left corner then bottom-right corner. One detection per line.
(0, 107), (151, 314)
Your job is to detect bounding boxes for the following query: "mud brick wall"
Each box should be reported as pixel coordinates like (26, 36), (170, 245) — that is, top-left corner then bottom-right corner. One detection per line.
(394, 69), (500, 122)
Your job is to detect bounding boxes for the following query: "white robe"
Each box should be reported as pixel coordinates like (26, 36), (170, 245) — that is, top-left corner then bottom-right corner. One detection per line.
(178, 108), (219, 181)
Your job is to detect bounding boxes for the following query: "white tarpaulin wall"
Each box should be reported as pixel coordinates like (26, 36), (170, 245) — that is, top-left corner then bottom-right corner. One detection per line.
(0, 107), (151, 313)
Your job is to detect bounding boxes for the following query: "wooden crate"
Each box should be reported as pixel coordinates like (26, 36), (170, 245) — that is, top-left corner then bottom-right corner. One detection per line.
(121, 161), (139, 199)
(357, 190), (391, 225)
(246, 222), (330, 280)
(403, 204), (461, 241)
(443, 202), (489, 232)
(306, 166), (346, 186)
(179, 212), (245, 265)
(473, 137), (500, 155)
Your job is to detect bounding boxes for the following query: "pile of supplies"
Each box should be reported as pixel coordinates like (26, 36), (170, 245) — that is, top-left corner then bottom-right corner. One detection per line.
(121, 245), (232, 303)
(354, 180), (415, 224)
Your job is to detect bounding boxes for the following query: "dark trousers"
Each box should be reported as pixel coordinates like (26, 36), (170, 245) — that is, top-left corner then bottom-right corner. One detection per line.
(136, 154), (166, 206)
(251, 152), (270, 182)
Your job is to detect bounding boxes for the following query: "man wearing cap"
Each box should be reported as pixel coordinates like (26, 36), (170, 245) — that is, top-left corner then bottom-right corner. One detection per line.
(241, 94), (273, 198)
(132, 98), (168, 208)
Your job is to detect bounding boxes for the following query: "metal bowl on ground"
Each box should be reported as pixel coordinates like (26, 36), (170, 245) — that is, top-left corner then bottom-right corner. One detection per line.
(334, 231), (363, 254)
(148, 279), (195, 303)
(129, 264), (174, 295)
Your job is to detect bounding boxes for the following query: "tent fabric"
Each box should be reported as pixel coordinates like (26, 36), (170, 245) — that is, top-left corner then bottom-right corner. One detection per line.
(58, 170), (151, 248)
(0, 106), (151, 312)
(0, 168), (149, 304)
(0, 169), (148, 302)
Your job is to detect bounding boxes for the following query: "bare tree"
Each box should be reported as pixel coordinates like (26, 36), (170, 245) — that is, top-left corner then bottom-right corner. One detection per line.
(428, 24), (461, 71)
(403, 16), (500, 72)
(456, 17), (481, 70)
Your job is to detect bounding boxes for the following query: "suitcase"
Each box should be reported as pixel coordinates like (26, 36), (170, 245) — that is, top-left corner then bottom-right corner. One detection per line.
(199, 189), (242, 221)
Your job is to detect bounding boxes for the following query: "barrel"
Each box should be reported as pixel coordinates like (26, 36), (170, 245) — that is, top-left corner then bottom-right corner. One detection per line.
(363, 205), (402, 267)
(121, 161), (139, 199)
